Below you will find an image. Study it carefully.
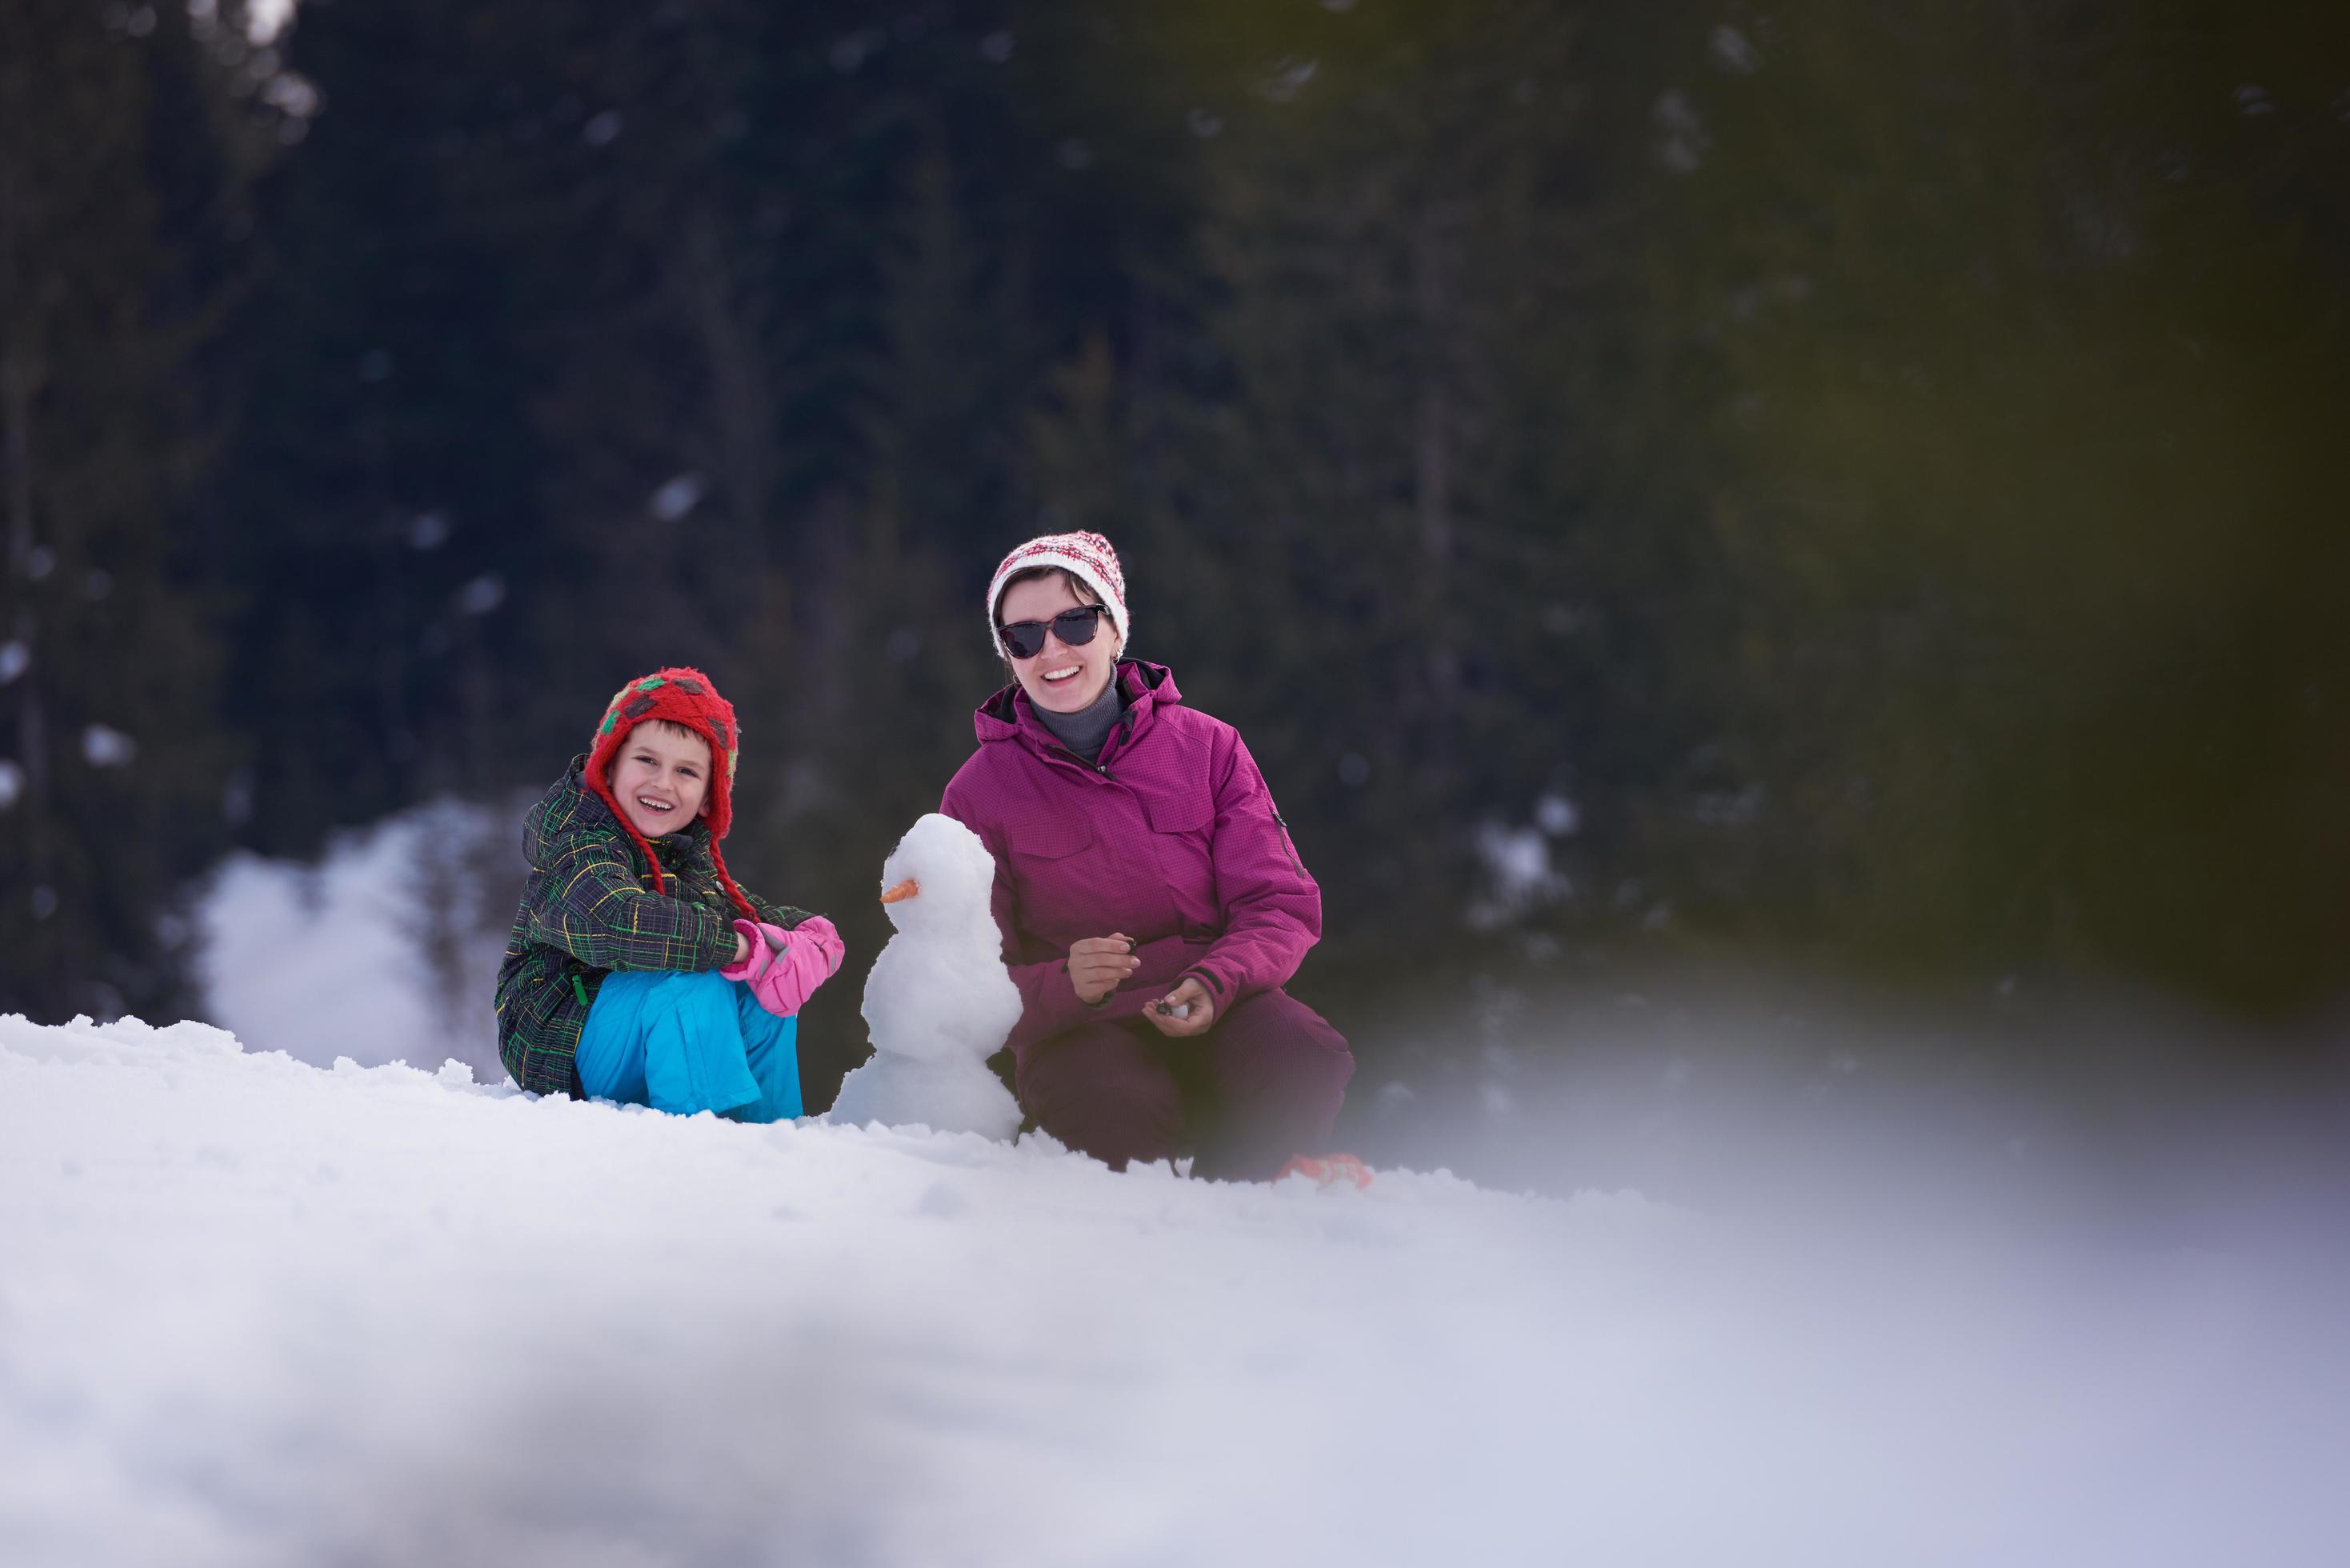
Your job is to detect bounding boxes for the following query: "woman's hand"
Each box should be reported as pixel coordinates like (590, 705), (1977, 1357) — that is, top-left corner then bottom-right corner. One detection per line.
(1068, 934), (1139, 1004)
(1143, 976), (1216, 1038)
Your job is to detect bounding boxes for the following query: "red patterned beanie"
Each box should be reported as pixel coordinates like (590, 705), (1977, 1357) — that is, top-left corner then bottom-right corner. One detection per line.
(584, 666), (755, 917)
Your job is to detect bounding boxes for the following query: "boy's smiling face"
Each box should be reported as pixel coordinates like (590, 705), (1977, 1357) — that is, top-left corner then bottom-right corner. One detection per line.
(608, 720), (712, 840)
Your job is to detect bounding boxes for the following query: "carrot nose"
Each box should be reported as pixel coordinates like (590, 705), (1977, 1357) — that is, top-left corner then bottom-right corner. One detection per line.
(879, 878), (919, 905)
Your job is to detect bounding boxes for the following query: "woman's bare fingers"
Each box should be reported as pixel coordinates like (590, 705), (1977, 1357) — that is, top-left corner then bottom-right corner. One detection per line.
(1075, 936), (1139, 971)
(1069, 934), (1139, 1003)
(1143, 977), (1215, 1036)
(1070, 960), (1120, 1002)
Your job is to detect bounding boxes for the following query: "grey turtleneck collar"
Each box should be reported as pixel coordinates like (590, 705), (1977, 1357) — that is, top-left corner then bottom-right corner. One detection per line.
(1031, 674), (1127, 765)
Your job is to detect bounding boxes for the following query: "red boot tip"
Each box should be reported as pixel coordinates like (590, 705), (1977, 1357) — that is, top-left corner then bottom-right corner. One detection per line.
(1276, 1153), (1372, 1190)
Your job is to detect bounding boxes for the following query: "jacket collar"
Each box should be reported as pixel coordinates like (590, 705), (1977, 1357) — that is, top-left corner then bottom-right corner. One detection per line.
(974, 660), (1181, 766)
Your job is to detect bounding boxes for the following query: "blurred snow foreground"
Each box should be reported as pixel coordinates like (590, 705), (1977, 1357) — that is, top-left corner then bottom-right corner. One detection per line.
(2, 1017), (2339, 1568)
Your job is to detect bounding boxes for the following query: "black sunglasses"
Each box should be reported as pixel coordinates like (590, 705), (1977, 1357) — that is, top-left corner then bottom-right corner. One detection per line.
(997, 603), (1111, 661)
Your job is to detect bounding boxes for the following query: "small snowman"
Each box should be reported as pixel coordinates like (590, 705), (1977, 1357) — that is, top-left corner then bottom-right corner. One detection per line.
(827, 814), (1024, 1139)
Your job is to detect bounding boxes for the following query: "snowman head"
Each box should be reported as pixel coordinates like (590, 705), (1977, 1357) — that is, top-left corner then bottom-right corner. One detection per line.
(877, 814), (999, 940)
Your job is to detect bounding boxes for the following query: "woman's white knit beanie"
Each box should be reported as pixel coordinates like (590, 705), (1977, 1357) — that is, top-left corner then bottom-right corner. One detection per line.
(984, 530), (1131, 654)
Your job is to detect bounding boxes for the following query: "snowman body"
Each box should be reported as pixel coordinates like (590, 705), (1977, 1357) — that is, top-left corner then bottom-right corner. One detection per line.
(829, 814), (1023, 1139)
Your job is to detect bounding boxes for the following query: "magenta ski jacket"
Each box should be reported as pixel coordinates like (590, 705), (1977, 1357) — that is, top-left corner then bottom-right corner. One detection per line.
(939, 661), (1321, 1059)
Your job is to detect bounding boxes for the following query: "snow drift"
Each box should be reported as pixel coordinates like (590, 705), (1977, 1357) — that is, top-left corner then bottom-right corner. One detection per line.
(196, 798), (516, 1079)
(2, 1013), (2339, 1567)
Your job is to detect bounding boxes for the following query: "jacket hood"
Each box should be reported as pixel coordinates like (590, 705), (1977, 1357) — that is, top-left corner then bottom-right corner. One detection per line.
(974, 660), (1182, 752)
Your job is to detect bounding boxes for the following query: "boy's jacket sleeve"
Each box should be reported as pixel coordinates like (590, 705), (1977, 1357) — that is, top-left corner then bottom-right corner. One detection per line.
(526, 834), (740, 973)
(749, 894), (815, 931)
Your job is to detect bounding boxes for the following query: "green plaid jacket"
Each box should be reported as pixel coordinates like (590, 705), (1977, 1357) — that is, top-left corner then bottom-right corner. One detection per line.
(493, 758), (811, 1096)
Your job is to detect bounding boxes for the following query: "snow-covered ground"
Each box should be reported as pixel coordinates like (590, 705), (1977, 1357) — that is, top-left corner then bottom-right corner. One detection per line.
(3, 1012), (2340, 1567)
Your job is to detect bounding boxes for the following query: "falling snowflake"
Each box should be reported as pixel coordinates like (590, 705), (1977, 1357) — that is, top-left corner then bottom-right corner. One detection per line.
(454, 574), (506, 616)
(648, 473), (705, 522)
(84, 726), (138, 767)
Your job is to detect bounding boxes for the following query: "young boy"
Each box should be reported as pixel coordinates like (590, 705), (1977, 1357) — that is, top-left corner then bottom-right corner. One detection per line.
(494, 666), (842, 1119)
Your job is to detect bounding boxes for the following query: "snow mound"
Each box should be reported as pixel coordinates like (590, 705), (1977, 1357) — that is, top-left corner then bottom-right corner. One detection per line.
(194, 798), (515, 1078)
(1, 1014), (2336, 1567)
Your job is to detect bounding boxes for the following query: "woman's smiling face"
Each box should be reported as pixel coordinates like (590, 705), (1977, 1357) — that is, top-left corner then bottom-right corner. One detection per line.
(999, 571), (1121, 714)
(607, 721), (711, 839)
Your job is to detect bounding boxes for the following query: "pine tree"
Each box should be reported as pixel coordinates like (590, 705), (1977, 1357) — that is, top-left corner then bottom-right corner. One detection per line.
(1654, 0), (2350, 1008)
(0, 1), (259, 1018)
(1021, 2), (1717, 954)
(218, 0), (542, 847)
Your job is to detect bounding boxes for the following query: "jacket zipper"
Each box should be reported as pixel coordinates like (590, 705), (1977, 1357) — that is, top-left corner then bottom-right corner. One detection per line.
(1052, 746), (1111, 780)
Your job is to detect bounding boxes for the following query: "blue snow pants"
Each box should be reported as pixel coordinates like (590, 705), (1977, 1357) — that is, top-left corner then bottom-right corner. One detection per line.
(575, 970), (803, 1122)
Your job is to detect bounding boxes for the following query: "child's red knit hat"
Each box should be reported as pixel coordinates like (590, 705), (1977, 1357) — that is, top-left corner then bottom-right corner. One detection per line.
(584, 666), (755, 918)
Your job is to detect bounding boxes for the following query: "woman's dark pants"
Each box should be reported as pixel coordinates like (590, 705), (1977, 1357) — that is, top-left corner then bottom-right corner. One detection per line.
(1013, 990), (1354, 1180)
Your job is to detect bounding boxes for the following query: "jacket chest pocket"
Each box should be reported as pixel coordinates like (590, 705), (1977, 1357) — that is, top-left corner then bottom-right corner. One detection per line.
(1000, 814), (1106, 935)
(1139, 786), (1213, 837)
(1001, 814), (1095, 863)
(1138, 789), (1215, 917)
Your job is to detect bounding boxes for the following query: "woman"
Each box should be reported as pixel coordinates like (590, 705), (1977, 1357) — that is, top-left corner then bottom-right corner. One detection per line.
(939, 531), (1355, 1179)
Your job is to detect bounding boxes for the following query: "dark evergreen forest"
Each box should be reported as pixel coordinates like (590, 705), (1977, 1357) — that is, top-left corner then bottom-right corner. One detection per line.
(5, 0), (2346, 1073)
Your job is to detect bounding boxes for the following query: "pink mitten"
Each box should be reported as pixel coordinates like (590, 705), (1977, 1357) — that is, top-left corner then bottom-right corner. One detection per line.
(719, 919), (775, 983)
(721, 916), (843, 1018)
